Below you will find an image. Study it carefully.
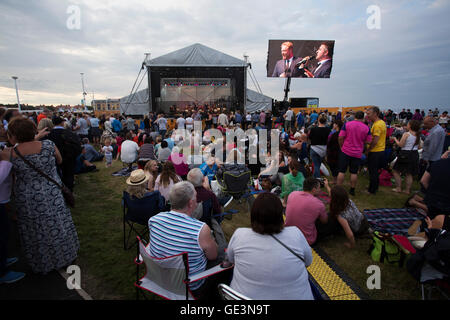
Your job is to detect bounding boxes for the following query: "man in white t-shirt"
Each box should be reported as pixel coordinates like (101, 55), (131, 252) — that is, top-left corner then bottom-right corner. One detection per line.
(218, 112), (229, 127)
(120, 133), (140, 171)
(284, 107), (294, 131)
(157, 114), (167, 138)
(185, 115), (194, 131)
(176, 116), (186, 130)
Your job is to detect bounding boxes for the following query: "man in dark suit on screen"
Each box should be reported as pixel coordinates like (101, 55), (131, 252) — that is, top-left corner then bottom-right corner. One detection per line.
(303, 42), (333, 78)
(271, 41), (304, 78)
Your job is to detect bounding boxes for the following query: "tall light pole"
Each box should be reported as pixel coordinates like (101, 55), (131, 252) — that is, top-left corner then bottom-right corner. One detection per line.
(11, 76), (21, 112)
(80, 73), (87, 111)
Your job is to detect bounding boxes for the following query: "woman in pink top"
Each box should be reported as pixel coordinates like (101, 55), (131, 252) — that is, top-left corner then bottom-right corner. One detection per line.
(167, 147), (189, 179)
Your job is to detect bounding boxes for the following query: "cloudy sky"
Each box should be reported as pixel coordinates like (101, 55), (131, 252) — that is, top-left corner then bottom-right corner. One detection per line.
(0, 0), (449, 111)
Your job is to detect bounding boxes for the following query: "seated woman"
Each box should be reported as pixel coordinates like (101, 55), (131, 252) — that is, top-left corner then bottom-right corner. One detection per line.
(167, 146), (189, 180)
(154, 161), (182, 203)
(157, 140), (171, 163)
(280, 159), (305, 205)
(225, 192), (314, 300)
(143, 160), (159, 192)
(137, 136), (156, 169)
(125, 169), (165, 225)
(327, 184), (369, 248)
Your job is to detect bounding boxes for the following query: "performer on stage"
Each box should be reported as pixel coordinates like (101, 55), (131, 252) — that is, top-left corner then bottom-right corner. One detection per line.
(302, 42), (333, 78)
(271, 42), (304, 78)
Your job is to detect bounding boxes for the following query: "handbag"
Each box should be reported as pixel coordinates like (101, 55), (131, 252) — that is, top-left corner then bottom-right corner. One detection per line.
(13, 146), (75, 208)
(271, 235), (324, 300)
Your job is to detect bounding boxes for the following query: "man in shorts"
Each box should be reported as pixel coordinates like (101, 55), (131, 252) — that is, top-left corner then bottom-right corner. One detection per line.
(336, 111), (372, 195)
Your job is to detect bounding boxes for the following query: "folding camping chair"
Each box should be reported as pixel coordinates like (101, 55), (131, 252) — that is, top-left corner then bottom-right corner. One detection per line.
(134, 237), (233, 300)
(216, 170), (252, 203)
(217, 283), (251, 300)
(123, 190), (165, 250)
(419, 263), (450, 300)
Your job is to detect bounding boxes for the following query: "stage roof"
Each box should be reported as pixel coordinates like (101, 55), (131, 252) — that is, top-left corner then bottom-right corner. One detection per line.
(147, 43), (247, 68)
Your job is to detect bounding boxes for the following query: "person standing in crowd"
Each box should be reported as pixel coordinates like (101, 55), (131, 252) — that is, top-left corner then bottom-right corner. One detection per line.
(112, 114), (122, 134)
(47, 116), (82, 191)
(234, 110), (242, 127)
(326, 119), (343, 185)
(406, 109), (413, 121)
(225, 192), (314, 300)
(0, 151), (25, 284)
(126, 115), (136, 133)
(309, 110), (319, 126)
(245, 112), (251, 130)
(185, 113), (194, 131)
(283, 107), (294, 131)
(176, 114), (186, 130)
(336, 111), (372, 195)
(89, 114), (101, 145)
(2, 117), (79, 274)
(285, 177), (328, 245)
(143, 115), (151, 134)
(439, 111), (448, 129)
(412, 109), (423, 121)
(156, 113), (167, 138)
(421, 116), (446, 177)
(296, 110), (304, 130)
(74, 113), (89, 140)
(218, 111), (229, 127)
(308, 115), (331, 178)
(366, 106), (387, 195)
(391, 120), (421, 194)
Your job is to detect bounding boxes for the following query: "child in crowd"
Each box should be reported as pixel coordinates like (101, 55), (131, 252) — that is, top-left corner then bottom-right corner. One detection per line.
(111, 138), (118, 159)
(102, 138), (114, 167)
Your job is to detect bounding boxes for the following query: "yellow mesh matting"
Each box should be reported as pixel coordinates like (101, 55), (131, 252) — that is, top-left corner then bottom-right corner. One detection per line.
(307, 249), (361, 300)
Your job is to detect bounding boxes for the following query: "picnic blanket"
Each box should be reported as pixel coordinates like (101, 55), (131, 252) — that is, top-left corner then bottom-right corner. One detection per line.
(112, 166), (138, 177)
(363, 208), (426, 236)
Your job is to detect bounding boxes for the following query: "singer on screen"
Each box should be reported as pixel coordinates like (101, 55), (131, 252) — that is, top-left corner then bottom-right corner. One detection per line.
(302, 42), (333, 78)
(271, 42), (305, 78)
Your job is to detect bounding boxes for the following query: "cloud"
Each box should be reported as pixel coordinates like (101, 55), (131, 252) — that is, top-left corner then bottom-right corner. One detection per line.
(0, 0), (449, 110)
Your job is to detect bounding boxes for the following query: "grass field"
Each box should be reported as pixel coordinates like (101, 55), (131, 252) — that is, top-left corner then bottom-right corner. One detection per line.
(71, 160), (423, 300)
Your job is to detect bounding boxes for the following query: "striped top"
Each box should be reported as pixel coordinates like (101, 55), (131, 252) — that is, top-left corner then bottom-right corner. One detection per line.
(148, 211), (207, 290)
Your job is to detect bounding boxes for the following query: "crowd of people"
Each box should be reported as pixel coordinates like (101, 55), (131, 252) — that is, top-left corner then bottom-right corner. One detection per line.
(0, 104), (449, 300)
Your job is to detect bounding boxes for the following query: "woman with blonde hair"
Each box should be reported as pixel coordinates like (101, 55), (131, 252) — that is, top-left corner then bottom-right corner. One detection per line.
(36, 117), (54, 136)
(143, 160), (159, 191)
(154, 161), (182, 203)
(126, 169), (151, 199)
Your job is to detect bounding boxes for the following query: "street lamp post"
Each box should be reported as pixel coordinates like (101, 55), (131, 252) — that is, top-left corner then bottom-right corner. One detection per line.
(80, 73), (87, 111)
(11, 76), (21, 112)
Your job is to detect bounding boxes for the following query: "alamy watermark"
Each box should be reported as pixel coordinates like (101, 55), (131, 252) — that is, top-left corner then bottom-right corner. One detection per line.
(66, 265), (81, 290)
(66, 4), (81, 30)
(366, 5), (381, 30)
(366, 265), (381, 289)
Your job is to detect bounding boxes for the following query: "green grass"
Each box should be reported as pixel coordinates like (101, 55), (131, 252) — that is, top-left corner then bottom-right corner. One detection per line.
(71, 161), (423, 300)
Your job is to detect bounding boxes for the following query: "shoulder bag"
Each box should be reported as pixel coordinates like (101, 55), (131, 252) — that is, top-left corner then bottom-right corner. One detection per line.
(13, 145), (75, 208)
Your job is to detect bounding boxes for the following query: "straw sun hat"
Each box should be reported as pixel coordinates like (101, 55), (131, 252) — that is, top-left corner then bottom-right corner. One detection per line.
(126, 169), (150, 186)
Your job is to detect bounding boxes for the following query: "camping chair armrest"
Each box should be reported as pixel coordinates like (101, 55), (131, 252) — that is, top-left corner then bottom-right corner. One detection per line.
(215, 175), (226, 189)
(134, 255), (144, 265)
(188, 264), (234, 283)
